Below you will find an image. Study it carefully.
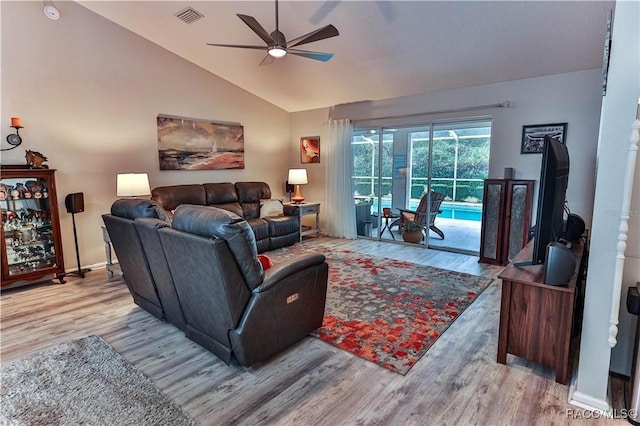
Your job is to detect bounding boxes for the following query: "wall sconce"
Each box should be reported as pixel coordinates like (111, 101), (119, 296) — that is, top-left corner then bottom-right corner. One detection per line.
(288, 168), (308, 204)
(116, 173), (151, 198)
(2, 117), (23, 151)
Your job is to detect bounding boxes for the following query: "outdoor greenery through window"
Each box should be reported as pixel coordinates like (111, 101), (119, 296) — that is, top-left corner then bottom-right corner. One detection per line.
(352, 132), (393, 202)
(410, 125), (490, 203)
(352, 120), (491, 211)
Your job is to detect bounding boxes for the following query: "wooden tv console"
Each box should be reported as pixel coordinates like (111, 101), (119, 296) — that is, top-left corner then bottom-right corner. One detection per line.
(497, 238), (585, 385)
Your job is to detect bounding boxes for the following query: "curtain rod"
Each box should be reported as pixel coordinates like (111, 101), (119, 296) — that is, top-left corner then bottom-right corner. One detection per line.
(348, 101), (511, 123)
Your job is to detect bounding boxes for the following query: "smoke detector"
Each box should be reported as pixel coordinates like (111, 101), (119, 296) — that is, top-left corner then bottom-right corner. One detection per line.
(44, 4), (60, 20)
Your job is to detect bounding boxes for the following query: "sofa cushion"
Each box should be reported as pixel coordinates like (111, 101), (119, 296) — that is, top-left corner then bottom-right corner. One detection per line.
(264, 215), (299, 235)
(203, 183), (244, 216)
(235, 182), (271, 219)
(152, 184), (206, 211)
(260, 199), (284, 217)
(269, 233), (300, 251)
(235, 182), (272, 202)
(111, 199), (171, 223)
(212, 202), (244, 217)
(172, 205), (264, 290)
(246, 218), (270, 241)
(203, 182), (238, 204)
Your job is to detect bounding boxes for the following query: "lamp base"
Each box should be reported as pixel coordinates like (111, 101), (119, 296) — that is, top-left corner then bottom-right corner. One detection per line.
(291, 185), (305, 204)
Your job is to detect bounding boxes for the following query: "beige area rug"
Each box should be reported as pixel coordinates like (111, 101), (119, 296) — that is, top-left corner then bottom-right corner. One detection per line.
(0, 335), (195, 426)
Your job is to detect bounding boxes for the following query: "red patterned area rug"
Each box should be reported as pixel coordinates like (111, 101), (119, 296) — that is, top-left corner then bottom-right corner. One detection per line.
(267, 239), (493, 375)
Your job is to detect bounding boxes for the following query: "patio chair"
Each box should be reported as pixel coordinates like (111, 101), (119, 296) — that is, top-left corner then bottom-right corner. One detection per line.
(393, 191), (446, 240)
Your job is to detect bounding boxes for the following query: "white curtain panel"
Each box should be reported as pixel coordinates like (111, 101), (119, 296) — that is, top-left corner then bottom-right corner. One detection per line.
(323, 119), (357, 239)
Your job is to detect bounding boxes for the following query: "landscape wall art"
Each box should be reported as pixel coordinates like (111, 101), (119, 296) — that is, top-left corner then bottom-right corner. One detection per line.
(157, 114), (245, 170)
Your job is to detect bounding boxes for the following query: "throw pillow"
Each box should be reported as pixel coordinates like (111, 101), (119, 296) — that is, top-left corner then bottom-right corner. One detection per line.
(257, 254), (273, 270)
(259, 199), (284, 218)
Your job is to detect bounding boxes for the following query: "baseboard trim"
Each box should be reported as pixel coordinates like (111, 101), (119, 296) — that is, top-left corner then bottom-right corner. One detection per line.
(65, 261), (111, 274)
(568, 386), (611, 413)
(86, 261), (109, 271)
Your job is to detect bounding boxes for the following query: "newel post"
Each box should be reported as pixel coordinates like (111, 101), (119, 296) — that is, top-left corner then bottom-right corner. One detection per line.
(608, 116), (640, 347)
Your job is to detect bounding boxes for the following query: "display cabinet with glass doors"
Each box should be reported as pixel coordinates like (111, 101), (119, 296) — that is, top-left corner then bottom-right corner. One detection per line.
(1, 166), (65, 288)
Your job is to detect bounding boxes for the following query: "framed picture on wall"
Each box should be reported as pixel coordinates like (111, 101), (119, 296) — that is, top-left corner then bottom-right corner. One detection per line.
(300, 136), (320, 163)
(521, 123), (567, 154)
(157, 114), (245, 170)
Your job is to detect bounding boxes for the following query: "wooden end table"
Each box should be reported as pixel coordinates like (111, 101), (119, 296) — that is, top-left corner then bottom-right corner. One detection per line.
(284, 202), (320, 241)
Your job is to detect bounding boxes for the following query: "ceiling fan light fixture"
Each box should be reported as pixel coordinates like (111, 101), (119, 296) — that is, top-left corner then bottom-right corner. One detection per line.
(268, 46), (287, 58)
(207, 0), (338, 65)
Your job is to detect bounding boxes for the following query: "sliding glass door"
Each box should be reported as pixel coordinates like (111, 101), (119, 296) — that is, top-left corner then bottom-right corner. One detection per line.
(353, 126), (432, 243)
(424, 122), (490, 253)
(352, 128), (394, 240)
(352, 119), (491, 255)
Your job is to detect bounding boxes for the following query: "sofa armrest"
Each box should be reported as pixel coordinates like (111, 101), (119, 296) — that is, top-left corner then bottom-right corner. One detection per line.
(230, 253), (328, 366)
(255, 253), (326, 293)
(283, 204), (299, 216)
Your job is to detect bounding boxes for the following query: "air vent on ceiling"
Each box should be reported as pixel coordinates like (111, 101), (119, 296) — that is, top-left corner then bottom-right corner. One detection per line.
(175, 7), (204, 24)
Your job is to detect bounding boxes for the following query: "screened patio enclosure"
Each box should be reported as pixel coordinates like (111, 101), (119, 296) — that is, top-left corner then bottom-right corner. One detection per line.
(352, 120), (491, 254)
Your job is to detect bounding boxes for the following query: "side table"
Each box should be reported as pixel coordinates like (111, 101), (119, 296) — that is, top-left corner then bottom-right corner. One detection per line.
(380, 213), (399, 240)
(284, 202), (320, 242)
(101, 226), (118, 279)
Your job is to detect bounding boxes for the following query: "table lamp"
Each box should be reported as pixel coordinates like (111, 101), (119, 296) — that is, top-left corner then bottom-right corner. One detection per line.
(288, 168), (308, 203)
(116, 173), (151, 198)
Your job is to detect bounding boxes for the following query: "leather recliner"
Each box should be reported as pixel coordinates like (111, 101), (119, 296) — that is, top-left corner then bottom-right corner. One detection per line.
(102, 199), (186, 331)
(157, 204), (329, 366)
(151, 181), (299, 253)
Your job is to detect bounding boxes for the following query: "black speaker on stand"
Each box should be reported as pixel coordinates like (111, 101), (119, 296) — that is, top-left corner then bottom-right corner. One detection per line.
(65, 192), (91, 278)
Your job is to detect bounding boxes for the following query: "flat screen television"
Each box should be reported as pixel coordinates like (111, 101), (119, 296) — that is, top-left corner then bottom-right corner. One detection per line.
(515, 136), (570, 267)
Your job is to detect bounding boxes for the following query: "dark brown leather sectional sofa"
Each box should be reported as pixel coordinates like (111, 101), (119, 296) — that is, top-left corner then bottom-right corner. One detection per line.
(102, 199), (328, 367)
(151, 182), (299, 252)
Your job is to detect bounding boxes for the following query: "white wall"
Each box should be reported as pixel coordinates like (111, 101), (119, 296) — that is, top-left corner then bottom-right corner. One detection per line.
(1, 1), (290, 271)
(296, 70), (604, 227)
(289, 108), (330, 229)
(573, 0), (640, 409)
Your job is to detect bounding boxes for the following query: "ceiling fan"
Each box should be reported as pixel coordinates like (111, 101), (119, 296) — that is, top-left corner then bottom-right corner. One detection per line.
(207, 0), (339, 66)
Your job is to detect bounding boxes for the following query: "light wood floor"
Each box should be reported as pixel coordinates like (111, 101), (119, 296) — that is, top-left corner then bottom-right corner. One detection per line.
(1, 237), (627, 425)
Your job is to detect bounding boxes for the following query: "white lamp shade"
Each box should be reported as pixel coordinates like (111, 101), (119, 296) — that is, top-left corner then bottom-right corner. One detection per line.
(288, 169), (308, 185)
(116, 173), (151, 197)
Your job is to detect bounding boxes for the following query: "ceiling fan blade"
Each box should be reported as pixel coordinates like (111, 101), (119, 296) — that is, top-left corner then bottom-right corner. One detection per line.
(237, 14), (274, 45)
(259, 55), (275, 66)
(287, 24), (339, 48)
(206, 43), (267, 51)
(288, 49), (334, 62)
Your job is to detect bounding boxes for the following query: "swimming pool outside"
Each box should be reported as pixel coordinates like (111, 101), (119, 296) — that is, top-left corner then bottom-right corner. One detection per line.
(368, 199), (483, 222)
(439, 203), (482, 222)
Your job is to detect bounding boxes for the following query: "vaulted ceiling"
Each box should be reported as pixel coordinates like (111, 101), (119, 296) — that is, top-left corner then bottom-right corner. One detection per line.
(77, 1), (615, 112)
